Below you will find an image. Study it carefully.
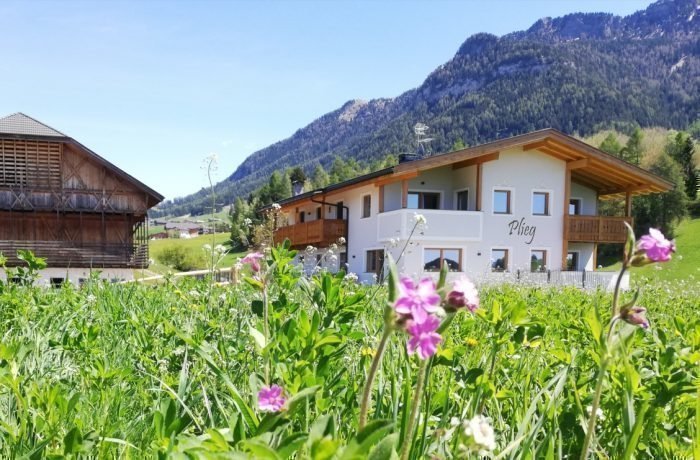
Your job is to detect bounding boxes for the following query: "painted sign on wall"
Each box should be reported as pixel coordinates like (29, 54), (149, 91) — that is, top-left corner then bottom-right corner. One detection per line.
(508, 217), (536, 244)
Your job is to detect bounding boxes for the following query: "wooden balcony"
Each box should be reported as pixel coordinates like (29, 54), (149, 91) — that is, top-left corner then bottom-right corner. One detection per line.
(274, 219), (347, 248)
(0, 241), (149, 268)
(566, 215), (633, 243)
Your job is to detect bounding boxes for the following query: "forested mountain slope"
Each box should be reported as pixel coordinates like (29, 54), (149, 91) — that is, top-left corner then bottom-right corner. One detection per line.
(153, 0), (700, 217)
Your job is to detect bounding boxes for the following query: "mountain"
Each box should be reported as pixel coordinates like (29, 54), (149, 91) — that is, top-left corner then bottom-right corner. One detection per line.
(152, 0), (700, 217)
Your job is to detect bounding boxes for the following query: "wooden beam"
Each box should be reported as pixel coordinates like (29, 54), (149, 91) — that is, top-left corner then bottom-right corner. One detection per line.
(378, 185), (385, 213)
(401, 180), (408, 209)
(451, 152), (499, 170)
(373, 171), (418, 187)
(566, 159), (590, 170)
(593, 242), (598, 270)
(562, 168), (571, 270)
(522, 140), (549, 151)
(476, 163), (483, 211)
(625, 191), (632, 217)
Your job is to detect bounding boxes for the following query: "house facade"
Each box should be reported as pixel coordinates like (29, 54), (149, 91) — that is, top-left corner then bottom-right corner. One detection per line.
(0, 113), (163, 285)
(271, 129), (671, 288)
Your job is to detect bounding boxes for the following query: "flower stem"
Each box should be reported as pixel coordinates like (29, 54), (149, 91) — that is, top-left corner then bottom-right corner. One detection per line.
(400, 359), (428, 460)
(262, 281), (270, 384)
(579, 356), (608, 460)
(358, 328), (391, 430)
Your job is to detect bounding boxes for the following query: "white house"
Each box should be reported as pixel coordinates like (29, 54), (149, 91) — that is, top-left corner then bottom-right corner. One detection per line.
(271, 129), (671, 289)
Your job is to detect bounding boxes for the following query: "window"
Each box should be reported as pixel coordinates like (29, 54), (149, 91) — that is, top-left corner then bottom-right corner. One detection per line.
(491, 249), (509, 272)
(339, 252), (348, 270)
(50, 277), (65, 288)
(456, 190), (469, 211)
(566, 252), (579, 271)
(299, 211), (305, 223)
(532, 192), (550, 216)
(493, 190), (511, 214)
(366, 249), (385, 275)
(569, 199), (581, 215)
(407, 191), (440, 210)
(336, 202), (345, 220)
(316, 207), (322, 219)
(362, 195), (371, 218)
(424, 248), (462, 272)
(530, 250), (547, 272)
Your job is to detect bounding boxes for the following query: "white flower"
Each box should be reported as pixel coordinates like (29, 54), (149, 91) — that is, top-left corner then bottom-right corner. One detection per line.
(271, 203), (282, 211)
(234, 262), (243, 271)
(188, 290), (200, 298)
(219, 293), (226, 302)
(413, 213), (427, 225)
(202, 244), (212, 251)
(586, 406), (605, 421)
(305, 245), (316, 254)
(330, 243), (338, 251)
(344, 272), (359, 283)
(329, 255), (338, 263)
(388, 237), (400, 247)
(462, 415), (496, 453)
(337, 237), (346, 245)
(243, 217), (253, 226)
(86, 294), (96, 304)
(215, 244), (226, 254)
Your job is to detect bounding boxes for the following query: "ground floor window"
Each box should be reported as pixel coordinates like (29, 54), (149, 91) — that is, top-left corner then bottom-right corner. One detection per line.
(366, 249), (385, 275)
(491, 249), (509, 272)
(339, 252), (348, 270)
(530, 250), (547, 272)
(566, 252), (579, 271)
(424, 248), (462, 272)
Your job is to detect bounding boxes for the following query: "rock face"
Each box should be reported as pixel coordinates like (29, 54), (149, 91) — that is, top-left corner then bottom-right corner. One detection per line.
(154, 0), (700, 217)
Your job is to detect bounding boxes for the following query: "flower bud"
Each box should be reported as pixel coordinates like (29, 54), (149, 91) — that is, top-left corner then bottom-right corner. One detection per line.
(620, 306), (649, 329)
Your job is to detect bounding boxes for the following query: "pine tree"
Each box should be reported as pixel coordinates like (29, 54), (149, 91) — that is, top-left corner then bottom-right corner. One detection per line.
(311, 164), (330, 189)
(620, 128), (643, 164)
(599, 133), (622, 156)
(666, 132), (698, 200)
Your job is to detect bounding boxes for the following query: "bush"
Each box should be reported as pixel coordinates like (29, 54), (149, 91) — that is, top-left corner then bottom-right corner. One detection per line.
(688, 199), (700, 218)
(155, 246), (206, 271)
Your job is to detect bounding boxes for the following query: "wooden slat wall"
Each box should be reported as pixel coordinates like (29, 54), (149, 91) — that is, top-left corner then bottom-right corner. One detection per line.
(0, 139), (61, 188)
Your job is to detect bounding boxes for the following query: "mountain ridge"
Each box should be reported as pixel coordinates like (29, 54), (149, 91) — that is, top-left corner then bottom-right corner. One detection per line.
(153, 0), (700, 217)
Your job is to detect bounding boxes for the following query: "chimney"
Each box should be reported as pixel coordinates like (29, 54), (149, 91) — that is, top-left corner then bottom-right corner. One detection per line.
(292, 180), (305, 196)
(398, 153), (420, 164)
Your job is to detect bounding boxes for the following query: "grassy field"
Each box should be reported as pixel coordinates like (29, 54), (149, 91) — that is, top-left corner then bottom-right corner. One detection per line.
(0, 246), (696, 458)
(601, 218), (700, 282)
(148, 232), (245, 273)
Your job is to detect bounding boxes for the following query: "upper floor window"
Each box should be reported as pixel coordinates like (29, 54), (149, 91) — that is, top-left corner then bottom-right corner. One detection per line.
(362, 195), (371, 218)
(316, 207), (322, 219)
(532, 192), (550, 216)
(569, 199), (581, 215)
(493, 190), (511, 214)
(299, 211), (305, 223)
(407, 191), (440, 209)
(456, 190), (469, 211)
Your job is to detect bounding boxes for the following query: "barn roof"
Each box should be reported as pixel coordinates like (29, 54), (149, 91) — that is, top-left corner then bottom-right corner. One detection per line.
(0, 113), (67, 138)
(0, 112), (164, 206)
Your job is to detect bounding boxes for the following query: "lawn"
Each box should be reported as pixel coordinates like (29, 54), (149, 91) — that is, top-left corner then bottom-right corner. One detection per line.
(149, 232), (245, 272)
(601, 217), (700, 282)
(0, 244), (696, 458)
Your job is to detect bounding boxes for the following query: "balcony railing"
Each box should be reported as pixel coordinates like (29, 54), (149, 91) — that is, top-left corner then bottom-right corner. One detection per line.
(274, 219), (347, 248)
(566, 215), (633, 243)
(0, 241), (149, 268)
(377, 209), (482, 242)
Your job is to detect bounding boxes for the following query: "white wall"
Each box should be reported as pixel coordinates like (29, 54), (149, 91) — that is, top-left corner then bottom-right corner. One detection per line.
(570, 182), (598, 215)
(568, 242), (595, 271)
(0, 267), (135, 286)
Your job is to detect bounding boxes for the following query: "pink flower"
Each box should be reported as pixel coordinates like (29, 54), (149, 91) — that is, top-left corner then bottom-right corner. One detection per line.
(241, 252), (265, 272)
(394, 277), (441, 324)
(446, 276), (479, 312)
(637, 228), (675, 262)
(257, 385), (286, 412)
(406, 315), (442, 359)
(620, 306), (649, 329)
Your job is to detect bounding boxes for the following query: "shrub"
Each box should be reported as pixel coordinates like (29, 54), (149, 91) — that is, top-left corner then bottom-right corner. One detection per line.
(155, 245), (206, 271)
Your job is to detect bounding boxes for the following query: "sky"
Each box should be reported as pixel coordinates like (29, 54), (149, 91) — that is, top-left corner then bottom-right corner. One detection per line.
(0, 0), (653, 200)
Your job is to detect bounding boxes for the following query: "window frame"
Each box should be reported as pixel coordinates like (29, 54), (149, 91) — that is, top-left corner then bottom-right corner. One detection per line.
(454, 188), (470, 211)
(530, 249), (548, 272)
(566, 251), (580, 271)
(423, 248), (463, 273)
(531, 190), (551, 217)
(492, 188), (513, 215)
(407, 190), (442, 210)
(569, 198), (582, 216)
(361, 194), (372, 218)
(365, 249), (385, 275)
(490, 248), (510, 272)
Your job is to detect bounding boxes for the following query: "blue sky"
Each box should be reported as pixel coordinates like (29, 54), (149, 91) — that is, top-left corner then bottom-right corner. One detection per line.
(0, 0), (652, 200)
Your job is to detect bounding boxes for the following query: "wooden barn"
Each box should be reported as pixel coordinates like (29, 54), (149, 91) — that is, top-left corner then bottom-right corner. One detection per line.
(0, 113), (163, 282)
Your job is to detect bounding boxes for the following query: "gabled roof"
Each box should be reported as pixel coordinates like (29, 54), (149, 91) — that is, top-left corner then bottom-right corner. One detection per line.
(0, 112), (164, 207)
(270, 128), (673, 209)
(0, 112), (67, 138)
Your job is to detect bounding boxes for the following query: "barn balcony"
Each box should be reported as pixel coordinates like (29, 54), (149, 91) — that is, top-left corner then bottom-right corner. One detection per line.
(566, 215), (633, 243)
(274, 219), (347, 248)
(0, 241), (149, 268)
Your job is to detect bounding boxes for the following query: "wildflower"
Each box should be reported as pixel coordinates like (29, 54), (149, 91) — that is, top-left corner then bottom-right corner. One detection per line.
(257, 385), (286, 412)
(337, 236), (346, 245)
(243, 217), (253, 227)
(395, 277), (441, 324)
(215, 244), (226, 254)
(388, 237), (400, 247)
(406, 315), (442, 359)
(446, 276), (479, 312)
(241, 252), (264, 272)
(461, 415), (496, 453)
(344, 272), (359, 283)
(360, 346), (376, 357)
(305, 245), (316, 254)
(271, 203), (282, 211)
(86, 294), (96, 304)
(466, 337), (478, 347)
(635, 228), (675, 263)
(413, 213), (427, 225)
(586, 405), (606, 421)
(620, 305), (649, 329)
